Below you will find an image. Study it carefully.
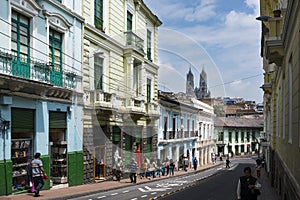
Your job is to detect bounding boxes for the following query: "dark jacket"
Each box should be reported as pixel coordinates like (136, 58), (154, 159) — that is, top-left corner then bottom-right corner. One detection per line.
(240, 176), (258, 200)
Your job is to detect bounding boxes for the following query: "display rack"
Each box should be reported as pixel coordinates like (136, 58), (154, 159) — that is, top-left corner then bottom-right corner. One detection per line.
(50, 141), (68, 184)
(11, 138), (32, 191)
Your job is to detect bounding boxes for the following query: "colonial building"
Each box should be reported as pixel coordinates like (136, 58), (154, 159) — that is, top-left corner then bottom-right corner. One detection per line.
(81, 0), (162, 182)
(214, 116), (263, 156)
(0, 0), (84, 195)
(259, 0), (300, 199)
(157, 91), (215, 169)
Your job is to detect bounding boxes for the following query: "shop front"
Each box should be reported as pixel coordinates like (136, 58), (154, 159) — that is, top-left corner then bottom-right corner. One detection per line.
(11, 108), (34, 193)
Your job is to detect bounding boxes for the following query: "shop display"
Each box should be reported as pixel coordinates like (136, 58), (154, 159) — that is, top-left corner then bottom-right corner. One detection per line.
(11, 138), (32, 191)
(50, 141), (68, 184)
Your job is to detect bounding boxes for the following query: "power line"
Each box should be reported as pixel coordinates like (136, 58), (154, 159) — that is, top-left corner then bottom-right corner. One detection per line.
(208, 74), (263, 89)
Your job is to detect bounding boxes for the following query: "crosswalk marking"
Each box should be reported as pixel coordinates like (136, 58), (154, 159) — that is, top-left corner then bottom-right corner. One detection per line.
(97, 196), (106, 199)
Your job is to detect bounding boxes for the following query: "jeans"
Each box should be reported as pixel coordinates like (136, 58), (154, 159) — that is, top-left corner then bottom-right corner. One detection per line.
(170, 166), (174, 176)
(130, 172), (136, 183)
(33, 176), (44, 194)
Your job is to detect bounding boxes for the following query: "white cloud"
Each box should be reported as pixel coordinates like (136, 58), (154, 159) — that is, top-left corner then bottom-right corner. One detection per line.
(185, 0), (217, 22)
(145, 0), (263, 102)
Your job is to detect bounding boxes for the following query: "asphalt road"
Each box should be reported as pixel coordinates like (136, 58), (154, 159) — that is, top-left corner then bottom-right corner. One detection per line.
(70, 158), (256, 200)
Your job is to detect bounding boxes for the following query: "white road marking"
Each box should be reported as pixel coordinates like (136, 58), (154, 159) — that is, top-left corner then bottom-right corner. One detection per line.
(131, 198), (137, 200)
(141, 195), (148, 198)
(151, 192), (157, 195)
(111, 193), (118, 196)
(138, 186), (172, 192)
(97, 196), (106, 199)
(123, 190), (130, 193)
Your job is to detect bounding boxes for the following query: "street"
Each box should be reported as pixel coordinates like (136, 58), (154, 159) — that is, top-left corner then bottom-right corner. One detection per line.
(69, 158), (255, 200)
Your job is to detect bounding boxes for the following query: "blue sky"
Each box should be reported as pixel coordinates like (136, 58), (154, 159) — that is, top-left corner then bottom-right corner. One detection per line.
(143, 0), (263, 103)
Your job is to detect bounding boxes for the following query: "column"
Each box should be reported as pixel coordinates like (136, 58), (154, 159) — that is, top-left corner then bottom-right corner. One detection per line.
(126, 57), (134, 95)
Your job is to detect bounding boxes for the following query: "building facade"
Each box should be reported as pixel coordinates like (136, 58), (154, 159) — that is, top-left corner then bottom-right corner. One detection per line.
(81, 0), (162, 182)
(214, 117), (263, 156)
(157, 91), (215, 169)
(0, 0), (84, 195)
(259, 0), (300, 199)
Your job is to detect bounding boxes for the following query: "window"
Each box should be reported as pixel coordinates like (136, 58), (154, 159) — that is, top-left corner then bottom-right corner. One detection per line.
(94, 57), (103, 90)
(235, 132), (239, 142)
(94, 0), (104, 30)
(229, 132), (232, 143)
(147, 30), (151, 60)
(127, 11), (133, 31)
(246, 132), (250, 142)
(218, 132), (224, 141)
(282, 76), (285, 139)
(11, 11), (30, 62)
(49, 29), (63, 86)
(163, 116), (167, 140)
(56, 0), (62, 3)
(241, 132), (244, 143)
(147, 78), (151, 103)
(288, 60), (292, 143)
(252, 132), (256, 142)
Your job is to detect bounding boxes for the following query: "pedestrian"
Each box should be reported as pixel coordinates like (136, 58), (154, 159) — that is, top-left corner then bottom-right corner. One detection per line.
(165, 159), (170, 176)
(31, 152), (46, 197)
(183, 157), (189, 172)
(237, 167), (261, 200)
(141, 159), (148, 179)
(129, 158), (138, 184)
(156, 159), (163, 177)
(115, 158), (123, 181)
(193, 157), (198, 170)
(212, 153), (216, 164)
(169, 159), (175, 176)
(226, 156), (231, 168)
(255, 159), (262, 178)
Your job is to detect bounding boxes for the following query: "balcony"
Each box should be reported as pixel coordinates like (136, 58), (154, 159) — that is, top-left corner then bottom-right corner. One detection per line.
(127, 97), (145, 114)
(0, 50), (77, 89)
(145, 102), (160, 117)
(124, 31), (144, 52)
(93, 90), (114, 109)
(265, 17), (284, 66)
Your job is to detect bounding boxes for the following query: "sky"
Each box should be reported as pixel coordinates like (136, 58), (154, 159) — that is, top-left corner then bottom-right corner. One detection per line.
(143, 0), (264, 103)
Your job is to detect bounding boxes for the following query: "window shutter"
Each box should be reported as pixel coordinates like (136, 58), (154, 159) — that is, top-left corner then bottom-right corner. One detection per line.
(11, 108), (34, 132)
(49, 111), (67, 129)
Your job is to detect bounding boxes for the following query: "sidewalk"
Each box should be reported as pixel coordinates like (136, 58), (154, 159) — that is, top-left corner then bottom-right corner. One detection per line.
(257, 168), (279, 200)
(1, 162), (223, 200)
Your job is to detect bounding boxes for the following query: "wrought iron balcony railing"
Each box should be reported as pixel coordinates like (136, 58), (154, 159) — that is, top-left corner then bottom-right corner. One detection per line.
(0, 50), (77, 89)
(124, 31), (144, 52)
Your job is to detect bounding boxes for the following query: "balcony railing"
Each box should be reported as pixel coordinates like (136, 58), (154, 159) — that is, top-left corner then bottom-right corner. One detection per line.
(0, 50), (77, 89)
(124, 31), (144, 52)
(94, 90), (112, 103)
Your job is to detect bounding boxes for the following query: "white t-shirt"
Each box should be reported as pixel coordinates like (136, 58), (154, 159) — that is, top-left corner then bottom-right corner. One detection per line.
(31, 159), (43, 177)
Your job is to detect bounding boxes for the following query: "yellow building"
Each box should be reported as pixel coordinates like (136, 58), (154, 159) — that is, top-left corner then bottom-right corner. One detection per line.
(259, 0), (300, 199)
(81, 0), (162, 182)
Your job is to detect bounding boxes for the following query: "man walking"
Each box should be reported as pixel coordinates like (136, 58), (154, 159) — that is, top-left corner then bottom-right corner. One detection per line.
(31, 152), (46, 197)
(129, 158), (138, 184)
(193, 157), (198, 170)
(237, 167), (261, 200)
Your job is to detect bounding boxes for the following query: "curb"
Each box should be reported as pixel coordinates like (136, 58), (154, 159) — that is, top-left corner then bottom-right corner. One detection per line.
(49, 163), (223, 200)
